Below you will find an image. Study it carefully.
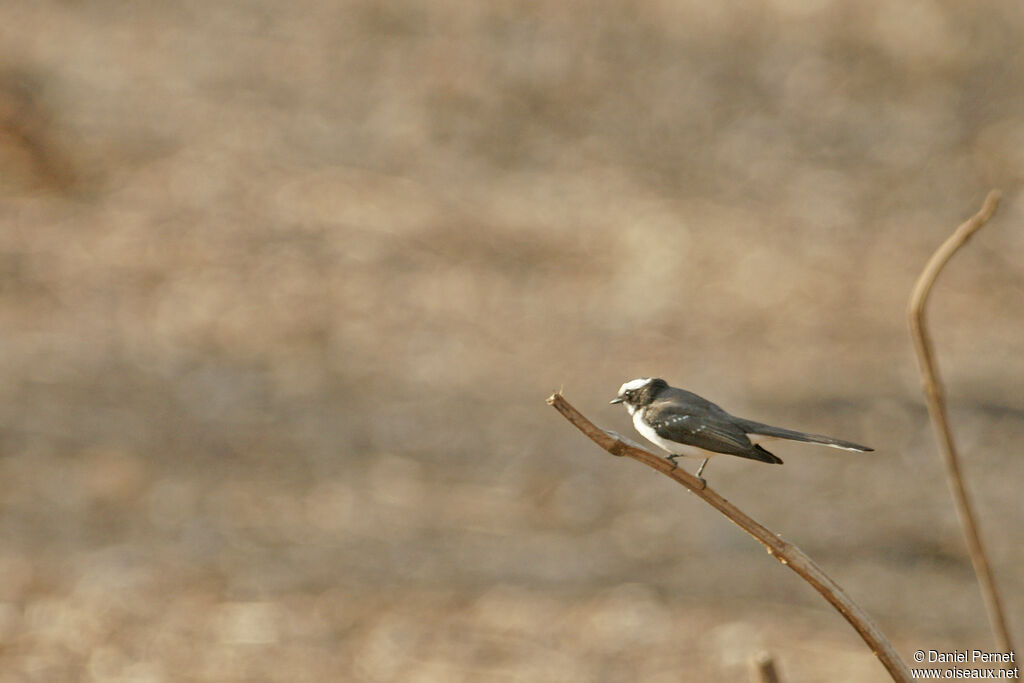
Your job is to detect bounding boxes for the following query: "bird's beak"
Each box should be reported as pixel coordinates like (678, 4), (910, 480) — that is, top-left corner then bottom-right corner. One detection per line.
(609, 397), (623, 404)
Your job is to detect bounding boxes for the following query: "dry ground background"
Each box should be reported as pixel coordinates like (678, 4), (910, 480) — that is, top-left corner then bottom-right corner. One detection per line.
(1, 1), (1023, 681)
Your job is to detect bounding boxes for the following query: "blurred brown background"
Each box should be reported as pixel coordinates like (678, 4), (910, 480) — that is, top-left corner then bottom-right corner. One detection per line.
(1, 1), (1023, 681)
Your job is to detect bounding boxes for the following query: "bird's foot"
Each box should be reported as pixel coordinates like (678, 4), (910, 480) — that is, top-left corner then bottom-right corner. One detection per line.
(665, 454), (680, 471)
(694, 458), (709, 489)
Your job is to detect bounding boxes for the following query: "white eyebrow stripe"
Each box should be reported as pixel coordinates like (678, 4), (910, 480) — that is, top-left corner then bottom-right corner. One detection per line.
(617, 378), (652, 394)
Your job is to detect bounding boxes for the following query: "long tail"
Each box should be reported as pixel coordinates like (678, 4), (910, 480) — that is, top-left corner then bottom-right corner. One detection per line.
(737, 420), (873, 452)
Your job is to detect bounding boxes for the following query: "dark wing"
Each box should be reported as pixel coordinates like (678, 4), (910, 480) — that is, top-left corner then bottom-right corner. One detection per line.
(645, 400), (783, 464)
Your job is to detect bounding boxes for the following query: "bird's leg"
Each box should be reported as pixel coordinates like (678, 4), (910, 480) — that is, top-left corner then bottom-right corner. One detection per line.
(665, 454), (681, 471)
(694, 458), (709, 486)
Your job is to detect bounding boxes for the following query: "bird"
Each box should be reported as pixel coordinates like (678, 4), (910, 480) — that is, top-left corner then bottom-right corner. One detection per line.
(610, 378), (872, 481)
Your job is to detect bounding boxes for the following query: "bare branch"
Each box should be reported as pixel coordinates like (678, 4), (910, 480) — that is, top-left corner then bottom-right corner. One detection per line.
(749, 651), (783, 683)
(547, 392), (911, 682)
(907, 190), (1014, 653)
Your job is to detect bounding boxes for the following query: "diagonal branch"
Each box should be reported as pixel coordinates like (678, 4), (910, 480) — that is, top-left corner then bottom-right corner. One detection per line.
(907, 190), (1014, 653)
(547, 392), (911, 683)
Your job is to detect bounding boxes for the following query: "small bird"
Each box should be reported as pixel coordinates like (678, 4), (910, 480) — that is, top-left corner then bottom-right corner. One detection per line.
(610, 378), (872, 480)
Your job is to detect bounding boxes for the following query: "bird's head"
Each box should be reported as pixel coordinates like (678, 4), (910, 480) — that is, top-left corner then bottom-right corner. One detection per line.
(610, 377), (668, 415)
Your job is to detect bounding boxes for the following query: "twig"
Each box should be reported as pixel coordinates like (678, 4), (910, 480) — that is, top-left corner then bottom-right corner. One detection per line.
(749, 651), (783, 683)
(907, 190), (1014, 653)
(547, 392), (911, 683)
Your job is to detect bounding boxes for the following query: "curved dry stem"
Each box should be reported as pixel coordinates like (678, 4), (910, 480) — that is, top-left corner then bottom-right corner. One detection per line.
(907, 190), (1014, 653)
(547, 392), (911, 682)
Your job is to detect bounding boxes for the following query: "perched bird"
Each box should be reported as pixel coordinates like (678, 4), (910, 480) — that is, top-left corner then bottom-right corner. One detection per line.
(610, 378), (872, 480)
